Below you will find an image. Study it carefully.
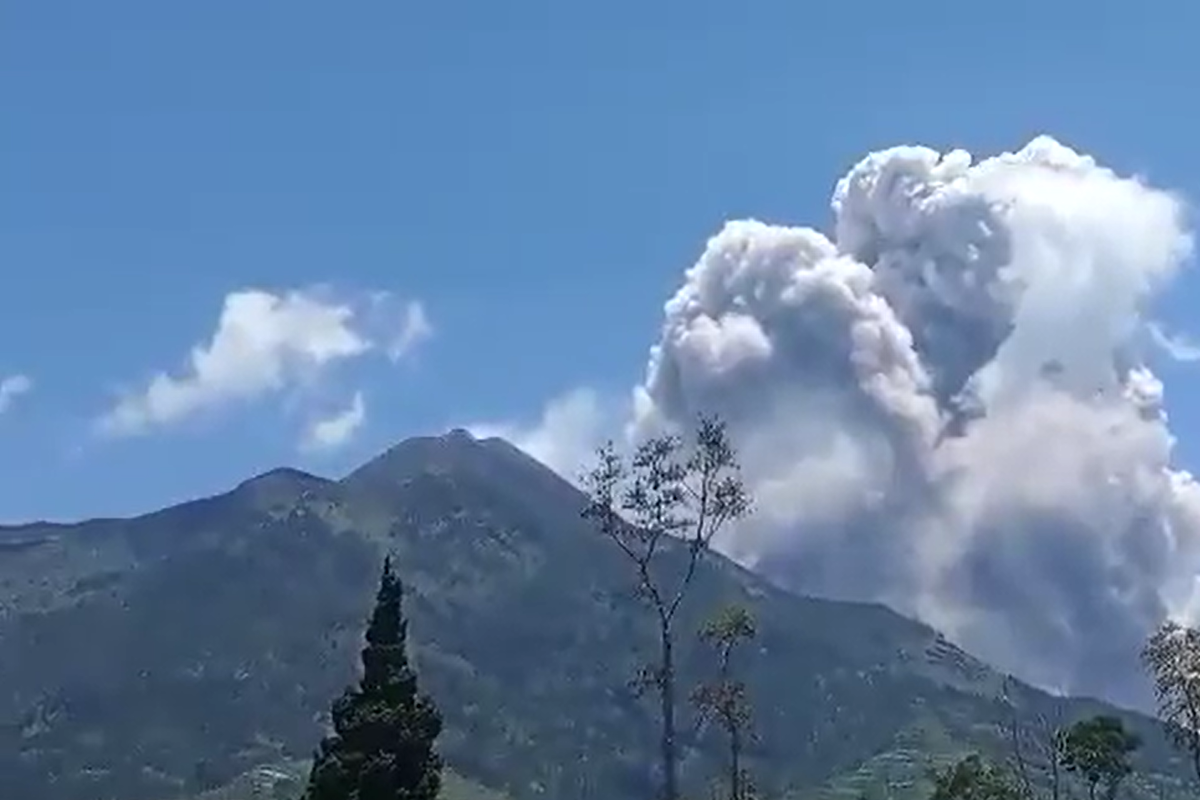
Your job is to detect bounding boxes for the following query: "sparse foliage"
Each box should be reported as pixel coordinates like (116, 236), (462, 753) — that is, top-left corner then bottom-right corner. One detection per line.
(303, 556), (443, 800)
(930, 754), (1023, 800)
(1059, 715), (1141, 800)
(692, 605), (758, 800)
(1142, 621), (1200, 785)
(583, 415), (751, 800)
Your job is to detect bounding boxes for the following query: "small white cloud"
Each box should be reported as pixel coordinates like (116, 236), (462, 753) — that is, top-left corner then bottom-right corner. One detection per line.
(388, 300), (434, 361)
(1148, 321), (1200, 362)
(0, 374), (33, 414)
(300, 391), (366, 452)
(99, 288), (376, 437)
(468, 387), (613, 483)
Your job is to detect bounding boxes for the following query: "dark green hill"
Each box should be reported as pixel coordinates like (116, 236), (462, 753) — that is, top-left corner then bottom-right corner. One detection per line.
(0, 430), (1193, 800)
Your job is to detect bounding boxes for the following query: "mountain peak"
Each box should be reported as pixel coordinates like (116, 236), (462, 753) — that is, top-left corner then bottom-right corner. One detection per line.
(339, 428), (588, 523)
(234, 466), (326, 492)
(340, 427), (491, 490)
(442, 427), (476, 443)
(230, 466), (332, 510)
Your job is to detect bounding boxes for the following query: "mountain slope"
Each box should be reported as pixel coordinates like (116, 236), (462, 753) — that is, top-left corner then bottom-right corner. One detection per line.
(0, 431), (1193, 800)
(167, 762), (508, 800)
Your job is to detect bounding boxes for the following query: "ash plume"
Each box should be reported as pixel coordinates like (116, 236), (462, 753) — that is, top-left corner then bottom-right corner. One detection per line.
(631, 136), (1200, 708)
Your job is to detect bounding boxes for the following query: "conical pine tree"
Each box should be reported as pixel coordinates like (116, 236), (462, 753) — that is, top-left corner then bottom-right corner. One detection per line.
(304, 555), (443, 800)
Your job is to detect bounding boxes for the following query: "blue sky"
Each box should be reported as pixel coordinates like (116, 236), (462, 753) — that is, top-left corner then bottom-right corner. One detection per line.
(4, 0), (1200, 522)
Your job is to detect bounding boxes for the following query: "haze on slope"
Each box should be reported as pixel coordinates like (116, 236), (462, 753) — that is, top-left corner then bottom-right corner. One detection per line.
(625, 136), (1200, 710)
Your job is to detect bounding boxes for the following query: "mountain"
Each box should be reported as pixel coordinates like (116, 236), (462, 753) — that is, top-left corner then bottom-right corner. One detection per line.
(0, 430), (1194, 800)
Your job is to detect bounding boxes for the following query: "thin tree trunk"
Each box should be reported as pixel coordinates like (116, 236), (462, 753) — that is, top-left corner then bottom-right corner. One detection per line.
(1049, 736), (1060, 800)
(660, 627), (678, 800)
(730, 726), (742, 800)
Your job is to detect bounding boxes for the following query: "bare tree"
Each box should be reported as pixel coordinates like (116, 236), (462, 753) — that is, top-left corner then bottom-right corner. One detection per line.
(583, 416), (750, 800)
(1001, 677), (1066, 800)
(1142, 621), (1200, 785)
(692, 605), (758, 800)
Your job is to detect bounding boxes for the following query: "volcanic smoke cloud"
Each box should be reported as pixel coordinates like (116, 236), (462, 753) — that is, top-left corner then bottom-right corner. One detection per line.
(631, 136), (1200, 708)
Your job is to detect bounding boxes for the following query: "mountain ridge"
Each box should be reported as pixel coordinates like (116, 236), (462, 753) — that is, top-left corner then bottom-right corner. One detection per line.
(1, 429), (1193, 800)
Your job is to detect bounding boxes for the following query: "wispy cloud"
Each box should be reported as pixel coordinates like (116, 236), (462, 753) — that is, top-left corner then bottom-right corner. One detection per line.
(300, 391), (366, 452)
(98, 287), (431, 437)
(388, 299), (433, 361)
(98, 289), (369, 436)
(0, 374), (33, 414)
(1148, 321), (1200, 362)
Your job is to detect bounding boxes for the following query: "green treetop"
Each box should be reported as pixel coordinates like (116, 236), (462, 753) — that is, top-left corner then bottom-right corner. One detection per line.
(304, 556), (443, 800)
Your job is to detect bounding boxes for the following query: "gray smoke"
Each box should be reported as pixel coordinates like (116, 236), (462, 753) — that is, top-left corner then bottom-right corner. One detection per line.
(631, 136), (1200, 708)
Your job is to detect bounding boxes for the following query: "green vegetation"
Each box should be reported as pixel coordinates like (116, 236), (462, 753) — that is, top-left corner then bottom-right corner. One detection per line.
(929, 714), (1145, 800)
(303, 556), (443, 800)
(929, 754), (1022, 800)
(1059, 715), (1140, 799)
(3, 426), (1200, 800)
(169, 762), (503, 800)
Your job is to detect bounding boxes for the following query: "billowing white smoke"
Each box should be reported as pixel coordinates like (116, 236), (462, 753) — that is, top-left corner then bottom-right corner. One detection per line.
(632, 136), (1200, 708)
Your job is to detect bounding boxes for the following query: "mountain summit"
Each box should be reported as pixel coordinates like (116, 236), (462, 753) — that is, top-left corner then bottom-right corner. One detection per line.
(0, 432), (1189, 800)
(343, 428), (580, 513)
